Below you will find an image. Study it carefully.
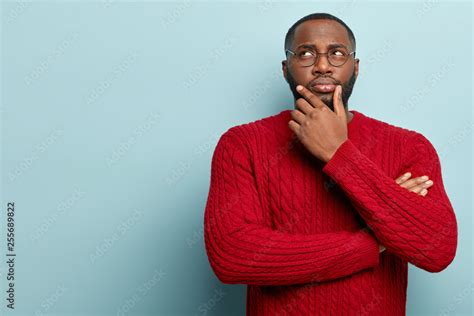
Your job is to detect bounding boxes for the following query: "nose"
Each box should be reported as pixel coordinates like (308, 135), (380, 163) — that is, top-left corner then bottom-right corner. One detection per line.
(312, 53), (332, 75)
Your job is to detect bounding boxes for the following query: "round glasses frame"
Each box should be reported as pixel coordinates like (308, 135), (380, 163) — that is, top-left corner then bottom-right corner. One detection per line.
(286, 48), (356, 67)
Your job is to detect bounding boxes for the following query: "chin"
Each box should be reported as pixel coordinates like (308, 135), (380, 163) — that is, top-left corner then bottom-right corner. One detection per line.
(320, 97), (333, 109)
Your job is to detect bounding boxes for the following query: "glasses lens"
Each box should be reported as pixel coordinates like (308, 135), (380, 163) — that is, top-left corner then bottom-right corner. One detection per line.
(328, 48), (349, 66)
(292, 47), (351, 67)
(295, 48), (316, 67)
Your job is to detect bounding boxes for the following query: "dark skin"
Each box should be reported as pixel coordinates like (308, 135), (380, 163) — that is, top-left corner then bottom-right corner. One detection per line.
(282, 19), (357, 122)
(281, 19), (433, 252)
(282, 19), (358, 162)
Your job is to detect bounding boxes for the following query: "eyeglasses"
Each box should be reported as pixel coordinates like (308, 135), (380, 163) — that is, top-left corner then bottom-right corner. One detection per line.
(286, 47), (356, 67)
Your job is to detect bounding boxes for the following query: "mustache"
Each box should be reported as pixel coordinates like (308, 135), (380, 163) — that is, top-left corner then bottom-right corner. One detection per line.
(286, 68), (356, 106)
(308, 76), (342, 87)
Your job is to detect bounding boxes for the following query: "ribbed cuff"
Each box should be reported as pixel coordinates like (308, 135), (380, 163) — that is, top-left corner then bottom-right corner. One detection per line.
(322, 139), (362, 180)
(353, 229), (381, 269)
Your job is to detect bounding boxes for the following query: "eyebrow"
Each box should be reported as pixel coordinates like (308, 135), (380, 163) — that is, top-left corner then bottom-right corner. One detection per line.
(295, 43), (349, 50)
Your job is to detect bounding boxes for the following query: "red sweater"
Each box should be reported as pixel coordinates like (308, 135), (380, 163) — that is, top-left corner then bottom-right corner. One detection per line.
(204, 109), (457, 315)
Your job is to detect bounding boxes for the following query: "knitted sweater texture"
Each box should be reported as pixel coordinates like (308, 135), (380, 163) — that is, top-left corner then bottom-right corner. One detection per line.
(204, 109), (457, 315)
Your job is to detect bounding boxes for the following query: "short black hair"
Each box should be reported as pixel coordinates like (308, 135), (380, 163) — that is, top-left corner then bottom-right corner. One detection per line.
(284, 13), (356, 53)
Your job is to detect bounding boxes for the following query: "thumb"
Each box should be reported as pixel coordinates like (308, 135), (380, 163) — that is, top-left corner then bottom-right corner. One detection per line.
(333, 85), (346, 119)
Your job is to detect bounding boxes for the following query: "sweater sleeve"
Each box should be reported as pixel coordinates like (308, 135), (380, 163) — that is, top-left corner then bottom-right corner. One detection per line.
(203, 129), (380, 286)
(322, 133), (458, 273)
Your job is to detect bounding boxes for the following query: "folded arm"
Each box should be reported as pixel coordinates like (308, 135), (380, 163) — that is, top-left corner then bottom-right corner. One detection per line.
(322, 133), (458, 272)
(204, 129), (380, 286)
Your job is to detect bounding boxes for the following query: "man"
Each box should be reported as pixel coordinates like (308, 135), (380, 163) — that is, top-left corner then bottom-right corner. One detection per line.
(203, 13), (457, 315)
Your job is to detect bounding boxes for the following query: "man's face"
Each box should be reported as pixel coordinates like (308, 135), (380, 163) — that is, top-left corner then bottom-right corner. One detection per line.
(282, 19), (359, 111)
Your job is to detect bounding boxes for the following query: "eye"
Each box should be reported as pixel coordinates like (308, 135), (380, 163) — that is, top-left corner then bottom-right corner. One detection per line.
(331, 49), (346, 56)
(298, 50), (314, 58)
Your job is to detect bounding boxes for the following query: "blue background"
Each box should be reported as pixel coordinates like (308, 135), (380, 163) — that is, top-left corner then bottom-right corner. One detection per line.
(1, 1), (472, 315)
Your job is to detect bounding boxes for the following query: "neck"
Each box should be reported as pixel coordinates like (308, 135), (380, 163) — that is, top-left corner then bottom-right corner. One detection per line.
(346, 109), (353, 124)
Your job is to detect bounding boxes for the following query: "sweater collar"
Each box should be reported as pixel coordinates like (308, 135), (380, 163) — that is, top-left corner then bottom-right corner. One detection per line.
(347, 109), (364, 142)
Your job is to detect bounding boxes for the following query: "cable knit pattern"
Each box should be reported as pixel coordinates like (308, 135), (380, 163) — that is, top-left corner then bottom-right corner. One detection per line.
(203, 109), (457, 315)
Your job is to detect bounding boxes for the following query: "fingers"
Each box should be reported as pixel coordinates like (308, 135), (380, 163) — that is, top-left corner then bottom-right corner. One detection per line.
(290, 109), (306, 125)
(296, 85), (326, 109)
(396, 172), (433, 197)
(295, 97), (315, 115)
(288, 120), (300, 135)
(395, 172), (412, 184)
(407, 180), (433, 195)
(399, 175), (430, 190)
(332, 85), (346, 119)
(292, 87), (330, 125)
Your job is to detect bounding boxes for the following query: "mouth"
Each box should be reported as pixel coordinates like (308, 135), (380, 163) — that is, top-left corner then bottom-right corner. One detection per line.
(309, 77), (339, 94)
(310, 84), (337, 93)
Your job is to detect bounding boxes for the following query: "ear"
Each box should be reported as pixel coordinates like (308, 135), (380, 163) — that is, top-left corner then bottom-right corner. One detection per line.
(354, 58), (359, 79)
(282, 60), (288, 83)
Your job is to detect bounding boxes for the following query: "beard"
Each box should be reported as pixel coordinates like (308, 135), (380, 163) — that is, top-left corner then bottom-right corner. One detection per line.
(286, 68), (357, 111)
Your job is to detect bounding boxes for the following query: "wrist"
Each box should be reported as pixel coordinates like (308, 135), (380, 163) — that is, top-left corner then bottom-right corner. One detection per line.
(323, 139), (348, 163)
